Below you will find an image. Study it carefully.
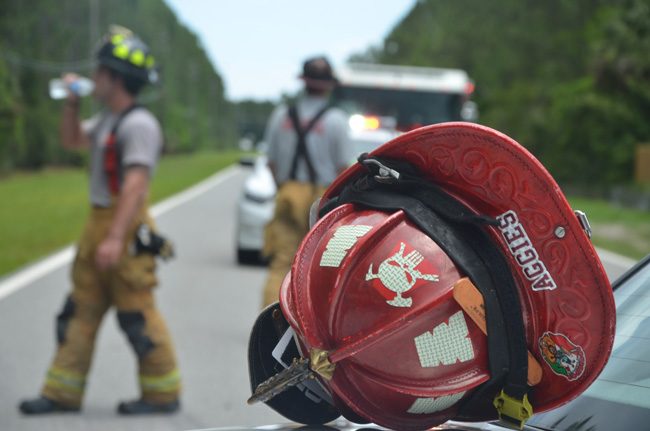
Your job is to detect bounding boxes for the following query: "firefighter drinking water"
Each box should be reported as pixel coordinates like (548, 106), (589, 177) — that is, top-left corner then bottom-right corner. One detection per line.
(19, 26), (181, 415)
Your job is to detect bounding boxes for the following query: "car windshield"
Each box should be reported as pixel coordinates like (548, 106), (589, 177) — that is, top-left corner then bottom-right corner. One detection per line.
(331, 85), (464, 129)
(527, 255), (650, 430)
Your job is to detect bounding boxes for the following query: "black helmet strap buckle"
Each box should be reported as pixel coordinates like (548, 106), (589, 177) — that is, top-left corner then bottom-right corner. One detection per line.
(360, 154), (401, 184)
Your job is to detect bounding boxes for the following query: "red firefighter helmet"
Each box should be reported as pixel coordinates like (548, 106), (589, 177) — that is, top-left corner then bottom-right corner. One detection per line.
(248, 122), (615, 430)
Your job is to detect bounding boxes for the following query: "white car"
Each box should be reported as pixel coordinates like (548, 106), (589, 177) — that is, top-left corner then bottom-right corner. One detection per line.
(236, 154), (276, 264)
(235, 63), (478, 265)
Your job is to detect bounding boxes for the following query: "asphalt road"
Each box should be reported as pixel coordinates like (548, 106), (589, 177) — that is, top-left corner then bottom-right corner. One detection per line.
(0, 166), (636, 431)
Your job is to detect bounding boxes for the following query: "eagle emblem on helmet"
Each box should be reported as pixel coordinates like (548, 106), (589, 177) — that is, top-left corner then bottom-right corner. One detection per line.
(366, 242), (439, 307)
(538, 332), (586, 381)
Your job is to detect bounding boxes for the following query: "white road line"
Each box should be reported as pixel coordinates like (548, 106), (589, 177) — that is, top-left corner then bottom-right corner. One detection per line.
(0, 166), (241, 301)
(0, 247), (76, 302)
(150, 165), (239, 218)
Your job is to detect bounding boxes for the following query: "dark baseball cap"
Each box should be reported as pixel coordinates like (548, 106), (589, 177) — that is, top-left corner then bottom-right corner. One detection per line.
(299, 56), (338, 89)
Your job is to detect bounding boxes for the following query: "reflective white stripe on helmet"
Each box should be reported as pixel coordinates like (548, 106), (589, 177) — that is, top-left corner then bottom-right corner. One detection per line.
(414, 311), (474, 367)
(407, 391), (466, 414)
(320, 225), (372, 268)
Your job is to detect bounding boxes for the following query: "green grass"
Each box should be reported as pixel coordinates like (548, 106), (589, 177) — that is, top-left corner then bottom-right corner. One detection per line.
(567, 196), (650, 260)
(0, 150), (241, 277)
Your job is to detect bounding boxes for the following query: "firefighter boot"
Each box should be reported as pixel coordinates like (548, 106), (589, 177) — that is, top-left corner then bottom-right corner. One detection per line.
(18, 396), (80, 415)
(117, 398), (180, 415)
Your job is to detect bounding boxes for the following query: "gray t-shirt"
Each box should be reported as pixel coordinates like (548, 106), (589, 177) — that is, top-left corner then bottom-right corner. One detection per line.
(265, 95), (352, 186)
(82, 108), (162, 207)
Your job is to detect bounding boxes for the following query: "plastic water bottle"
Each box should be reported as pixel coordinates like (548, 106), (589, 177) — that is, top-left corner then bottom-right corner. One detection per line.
(49, 77), (95, 100)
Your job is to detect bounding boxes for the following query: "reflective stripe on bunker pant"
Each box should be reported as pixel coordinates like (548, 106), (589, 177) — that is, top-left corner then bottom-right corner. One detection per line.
(44, 367), (86, 399)
(41, 205), (180, 406)
(262, 181), (325, 307)
(140, 368), (181, 395)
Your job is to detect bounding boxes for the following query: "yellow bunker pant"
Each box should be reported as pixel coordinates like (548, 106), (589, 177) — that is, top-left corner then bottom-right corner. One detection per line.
(262, 181), (326, 307)
(41, 206), (180, 408)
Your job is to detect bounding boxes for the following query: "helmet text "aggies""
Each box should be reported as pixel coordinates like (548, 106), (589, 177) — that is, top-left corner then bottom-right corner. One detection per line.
(496, 210), (557, 291)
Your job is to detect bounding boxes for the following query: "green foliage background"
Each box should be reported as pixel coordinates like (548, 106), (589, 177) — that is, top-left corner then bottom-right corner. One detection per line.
(1, 0), (649, 187)
(233, 99), (276, 144)
(0, 0), (236, 172)
(357, 0), (650, 186)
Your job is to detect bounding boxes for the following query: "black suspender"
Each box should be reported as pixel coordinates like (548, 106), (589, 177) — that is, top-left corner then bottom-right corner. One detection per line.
(287, 103), (330, 183)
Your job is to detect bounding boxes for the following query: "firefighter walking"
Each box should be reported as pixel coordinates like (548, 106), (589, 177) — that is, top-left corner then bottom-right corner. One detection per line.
(19, 26), (181, 415)
(261, 56), (352, 307)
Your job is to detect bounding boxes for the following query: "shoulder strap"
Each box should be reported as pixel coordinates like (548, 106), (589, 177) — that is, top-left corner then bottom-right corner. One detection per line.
(288, 103), (331, 183)
(302, 104), (331, 135)
(104, 104), (141, 195)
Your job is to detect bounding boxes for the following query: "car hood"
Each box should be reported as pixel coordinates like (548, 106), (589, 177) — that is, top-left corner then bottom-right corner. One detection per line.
(192, 419), (548, 431)
(243, 157), (276, 199)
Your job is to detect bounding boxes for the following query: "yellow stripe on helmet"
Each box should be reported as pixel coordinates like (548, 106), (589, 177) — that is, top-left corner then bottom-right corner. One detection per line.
(113, 43), (130, 60)
(130, 50), (145, 66)
(111, 34), (125, 45)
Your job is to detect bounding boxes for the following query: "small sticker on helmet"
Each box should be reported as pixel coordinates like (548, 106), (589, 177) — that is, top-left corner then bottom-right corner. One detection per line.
(319, 225), (372, 268)
(538, 331), (586, 381)
(414, 311), (474, 368)
(366, 242), (439, 308)
(496, 210), (557, 291)
(407, 391), (466, 414)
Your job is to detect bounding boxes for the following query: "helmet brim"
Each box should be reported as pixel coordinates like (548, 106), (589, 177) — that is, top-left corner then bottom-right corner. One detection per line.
(299, 75), (338, 90)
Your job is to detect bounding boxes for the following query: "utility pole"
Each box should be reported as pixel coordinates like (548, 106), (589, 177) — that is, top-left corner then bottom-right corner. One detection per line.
(89, 0), (99, 56)
(89, 0), (99, 111)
